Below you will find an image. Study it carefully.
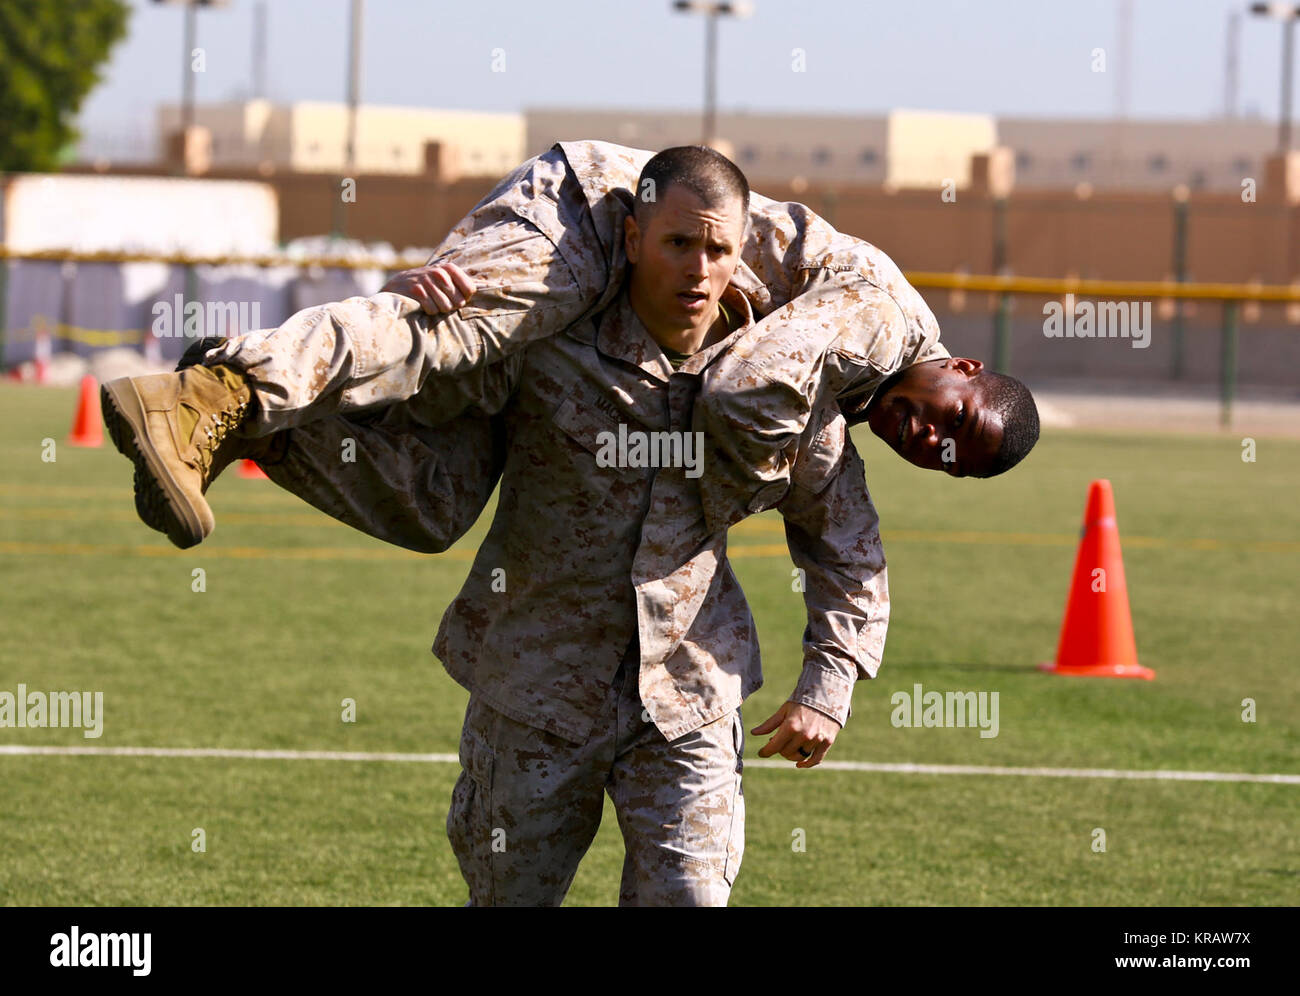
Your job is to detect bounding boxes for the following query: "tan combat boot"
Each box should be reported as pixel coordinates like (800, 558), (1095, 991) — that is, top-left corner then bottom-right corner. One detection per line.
(101, 364), (256, 549)
(156, 336), (288, 525)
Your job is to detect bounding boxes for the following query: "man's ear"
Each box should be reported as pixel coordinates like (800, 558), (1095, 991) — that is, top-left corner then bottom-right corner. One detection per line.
(624, 214), (641, 264)
(948, 356), (984, 376)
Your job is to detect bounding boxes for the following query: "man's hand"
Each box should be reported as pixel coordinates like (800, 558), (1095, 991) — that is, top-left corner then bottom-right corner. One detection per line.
(752, 701), (841, 769)
(382, 261), (476, 315)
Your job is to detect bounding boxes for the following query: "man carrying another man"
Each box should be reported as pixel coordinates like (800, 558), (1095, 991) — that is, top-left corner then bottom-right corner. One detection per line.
(101, 143), (1039, 905)
(102, 140), (1037, 549)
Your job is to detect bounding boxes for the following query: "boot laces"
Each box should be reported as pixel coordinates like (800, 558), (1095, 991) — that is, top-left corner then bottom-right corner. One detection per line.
(197, 399), (249, 475)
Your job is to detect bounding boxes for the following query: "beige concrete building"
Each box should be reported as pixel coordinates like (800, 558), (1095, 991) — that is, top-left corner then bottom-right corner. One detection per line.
(156, 99), (525, 177)
(528, 107), (1280, 193)
(527, 107), (996, 189)
(997, 116), (1277, 191)
(143, 99), (1281, 194)
(884, 109), (998, 189)
(526, 107), (891, 184)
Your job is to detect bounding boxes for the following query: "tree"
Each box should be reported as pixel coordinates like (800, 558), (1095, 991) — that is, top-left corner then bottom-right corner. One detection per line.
(0, 0), (130, 172)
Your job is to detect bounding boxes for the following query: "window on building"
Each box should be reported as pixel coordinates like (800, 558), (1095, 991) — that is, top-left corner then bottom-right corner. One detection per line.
(1071, 152), (1091, 171)
(860, 148), (878, 165)
(1233, 156), (1251, 174)
(1149, 154), (1169, 173)
(1015, 150), (1032, 171)
(812, 147), (831, 165)
(1190, 169), (1208, 189)
(740, 145), (758, 164)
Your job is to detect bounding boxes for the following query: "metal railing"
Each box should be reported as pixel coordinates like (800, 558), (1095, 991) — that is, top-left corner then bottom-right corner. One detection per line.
(907, 271), (1288, 427)
(1, 247), (1290, 426)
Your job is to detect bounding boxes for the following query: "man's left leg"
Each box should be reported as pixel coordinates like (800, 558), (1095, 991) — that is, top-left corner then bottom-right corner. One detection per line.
(114, 338), (516, 550)
(256, 405), (507, 555)
(101, 148), (609, 549)
(607, 664), (746, 907)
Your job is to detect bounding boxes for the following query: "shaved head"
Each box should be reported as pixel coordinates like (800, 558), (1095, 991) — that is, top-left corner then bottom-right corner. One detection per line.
(634, 145), (750, 227)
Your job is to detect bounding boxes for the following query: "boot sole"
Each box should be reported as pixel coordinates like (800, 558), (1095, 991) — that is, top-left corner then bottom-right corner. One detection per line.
(101, 379), (212, 549)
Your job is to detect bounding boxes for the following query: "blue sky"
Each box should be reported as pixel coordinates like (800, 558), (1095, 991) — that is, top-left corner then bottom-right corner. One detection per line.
(78, 0), (1291, 132)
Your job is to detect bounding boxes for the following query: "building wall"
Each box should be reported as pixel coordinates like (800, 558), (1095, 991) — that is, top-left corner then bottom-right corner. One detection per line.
(284, 102), (525, 176)
(885, 110), (997, 189)
(61, 158), (1300, 286)
(54, 159), (1300, 387)
(527, 107), (1282, 194)
(157, 101), (525, 177)
(991, 116), (1276, 191)
(157, 100), (287, 167)
(145, 100), (1287, 195)
(526, 108), (890, 184)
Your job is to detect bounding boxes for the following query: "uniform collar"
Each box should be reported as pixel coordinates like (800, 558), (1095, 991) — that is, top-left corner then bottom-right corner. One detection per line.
(596, 283), (755, 382)
(595, 284), (675, 382)
(678, 286), (754, 375)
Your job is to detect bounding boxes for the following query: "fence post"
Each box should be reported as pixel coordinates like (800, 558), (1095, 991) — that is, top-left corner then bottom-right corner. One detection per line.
(992, 195), (1011, 373)
(1171, 194), (1188, 380)
(0, 255), (8, 372)
(185, 261), (199, 342)
(1220, 299), (1239, 428)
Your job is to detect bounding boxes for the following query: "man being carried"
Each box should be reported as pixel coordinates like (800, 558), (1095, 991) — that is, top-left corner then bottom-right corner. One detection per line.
(101, 141), (1038, 550)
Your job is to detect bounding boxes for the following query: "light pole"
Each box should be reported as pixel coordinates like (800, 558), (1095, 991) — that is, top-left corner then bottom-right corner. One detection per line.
(1225, 10), (1241, 118)
(152, 0), (230, 133)
(1250, 2), (1300, 152)
(345, 0), (363, 178)
(153, 0), (229, 310)
(333, 0), (364, 239)
(252, 1), (268, 101)
(671, 2), (753, 146)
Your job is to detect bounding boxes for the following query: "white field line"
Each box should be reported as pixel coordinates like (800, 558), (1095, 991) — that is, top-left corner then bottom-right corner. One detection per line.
(0, 744), (1296, 785)
(0, 745), (458, 764)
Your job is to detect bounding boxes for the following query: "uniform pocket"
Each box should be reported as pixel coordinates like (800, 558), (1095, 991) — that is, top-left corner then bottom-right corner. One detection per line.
(446, 698), (497, 903)
(459, 706), (495, 791)
(550, 386), (644, 483)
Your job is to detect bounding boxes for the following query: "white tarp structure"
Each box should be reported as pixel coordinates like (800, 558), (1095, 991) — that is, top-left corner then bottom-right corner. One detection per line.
(2, 174), (278, 255)
(1, 174), (299, 369)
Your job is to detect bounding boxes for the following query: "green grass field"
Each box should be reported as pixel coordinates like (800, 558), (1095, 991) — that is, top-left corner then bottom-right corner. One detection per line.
(1, 382), (1296, 906)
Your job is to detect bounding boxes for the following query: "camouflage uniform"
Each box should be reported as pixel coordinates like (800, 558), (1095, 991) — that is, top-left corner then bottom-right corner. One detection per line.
(259, 402), (506, 555)
(207, 142), (919, 903)
(450, 646), (745, 906)
(554, 142), (950, 530)
(250, 288), (884, 905)
(428, 284), (886, 905)
(206, 140), (946, 531)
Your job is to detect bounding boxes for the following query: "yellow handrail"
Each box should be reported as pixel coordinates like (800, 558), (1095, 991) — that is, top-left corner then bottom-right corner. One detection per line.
(2, 246), (1299, 301)
(906, 271), (1299, 302)
(0, 246), (429, 271)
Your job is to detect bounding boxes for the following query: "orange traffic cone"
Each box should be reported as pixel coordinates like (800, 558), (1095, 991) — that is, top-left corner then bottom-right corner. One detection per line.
(238, 459), (268, 479)
(67, 375), (103, 447)
(1039, 479), (1154, 679)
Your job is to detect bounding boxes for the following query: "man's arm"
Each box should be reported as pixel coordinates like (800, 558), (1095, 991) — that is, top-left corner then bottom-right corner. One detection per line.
(245, 263), (521, 553)
(750, 407), (889, 767)
(199, 149), (603, 437)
